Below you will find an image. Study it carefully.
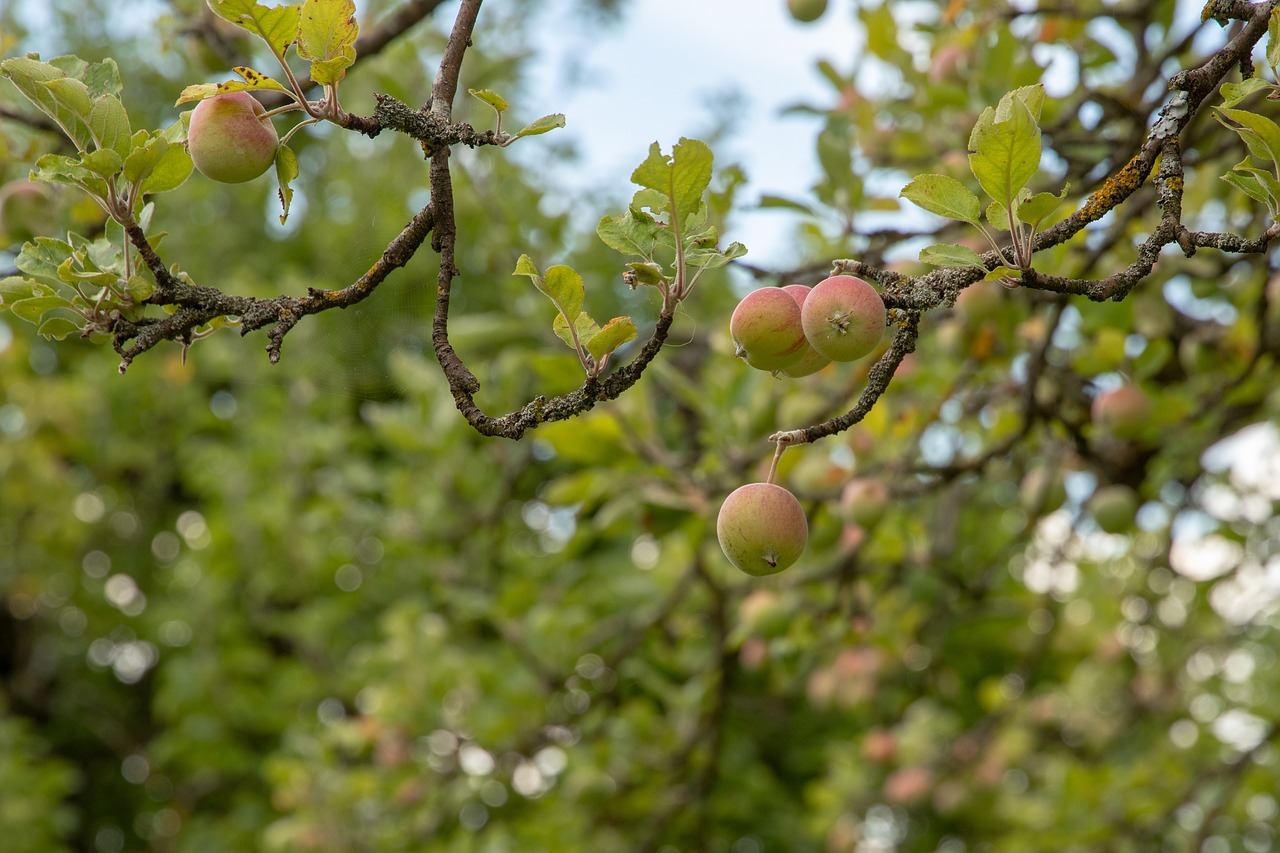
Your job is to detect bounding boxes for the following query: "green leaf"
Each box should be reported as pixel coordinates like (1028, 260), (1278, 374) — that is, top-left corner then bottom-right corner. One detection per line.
(125, 275), (156, 302)
(1220, 78), (1272, 108)
(0, 276), (38, 306)
(468, 88), (509, 112)
(79, 148), (124, 179)
(968, 87), (1042, 206)
(540, 265), (585, 323)
(15, 237), (75, 286)
(88, 94), (132, 159)
(9, 294), (70, 324)
(585, 316), (638, 361)
(984, 265), (1021, 282)
(596, 208), (663, 260)
(625, 262), (668, 286)
(995, 84), (1044, 122)
(513, 113), (566, 139)
(630, 138), (713, 229)
(553, 311), (600, 350)
(297, 0), (359, 85)
(37, 316), (82, 340)
(1221, 166), (1275, 213)
(207, 0), (302, 60)
(985, 199), (1011, 232)
(31, 153), (110, 199)
(275, 144), (299, 225)
(1270, 8), (1280, 71)
(919, 243), (987, 268)
(900, 174), (981, 223)
(1226, 161), (1280, 218)
(1214, 107), (1280, 164)
(1016, 185), (1070, 228)
(513, 254), (539, 279)
(138, 143), (194, 196)
(0, 56), (95, 151)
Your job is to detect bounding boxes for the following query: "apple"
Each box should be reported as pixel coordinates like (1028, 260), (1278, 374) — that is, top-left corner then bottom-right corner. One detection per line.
(1088, 484), (1139, 534)
(187, 92), (279, 184)
(779, 284), (833, 377)
(1091, 384), (1150, 440)
(838, 477), (889, 528)
(786, 0), (828, 23)
(717, 483), (808, 576)
(729, 287), (808, 372)
(800, 275), (886, 362)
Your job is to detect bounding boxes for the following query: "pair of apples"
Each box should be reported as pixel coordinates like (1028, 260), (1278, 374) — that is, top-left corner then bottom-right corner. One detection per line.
(730, 276), (887, 376)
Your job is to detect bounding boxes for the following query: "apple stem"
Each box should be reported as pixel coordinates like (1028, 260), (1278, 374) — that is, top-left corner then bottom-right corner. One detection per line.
(765, 440), (786, 486)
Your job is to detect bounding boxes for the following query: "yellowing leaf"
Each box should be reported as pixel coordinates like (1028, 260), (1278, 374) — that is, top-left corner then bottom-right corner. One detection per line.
(297, 0), (359, 86)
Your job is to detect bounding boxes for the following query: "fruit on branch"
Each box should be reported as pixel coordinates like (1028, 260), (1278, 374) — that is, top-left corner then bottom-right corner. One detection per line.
(838, 477), (889, 528)
(186, 92), (279, 184)
(0, 181), (56, 245)
(717, 483), (808, 576)
(801, 275), (886, 363)
(779, 284), (833, 377)
(1090, 383), (1151, 440)
(786, 0), (828, 23)
(1087, 484), (1139, 534)
(730, 287), (809, 372)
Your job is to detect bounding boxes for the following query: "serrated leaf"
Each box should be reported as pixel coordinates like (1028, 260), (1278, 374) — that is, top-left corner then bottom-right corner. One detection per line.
(1221, 167), (1274, 211)
(630, 137), (713, 229)
(920, 243), (987, 268)
(984, 265), (1021, 282)
(15, 237), (75, 286)
(513, 254), (540, 278)
(0, 276), (38, 305)
(139, 143), (193, 196)
(297, 0), (359, 85)
(123, 135), (168, 185)
(468, 88), (509, 112)
(513, 113), (565, 138)
(37, 316), (81, 340)
(900, 174), (981, 223)
(1215, 107), (1280, 164)
(275, 144), (299, 225)
(541, 265), (585, 322)
(1270, 8), (1280, 71)
(81, 58), (123, 99)
(585, 316), (637, 360)
(597, 208), (663, 259)
(1221, 78), (1272, 108)
(1227, 161), (1280, 218)
(79, 148), (124, 178)
(9, 294), (70, 323)
(88, 94), (132, 158)
(1017, 185), (1070, 227)
(208, 0), (302, 60)
(985, 199), (1011, 231)
(553, 310), (600, 350)
(31, 152), (110, 199)
(0, 56), (95, 151)
(126, 275), (155, 302)
(968, 88), (1042, 206)
(625, 262), (668, 286)
(175, 70), (289, 105)
(995, 84), (1044, 122)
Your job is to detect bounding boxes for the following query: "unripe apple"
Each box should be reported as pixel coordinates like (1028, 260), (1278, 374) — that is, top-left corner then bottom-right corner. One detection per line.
(786, 0), (828, 23)
(801, 275), (886, 362)
(717, 483), (808, 576)
(779, 284), (833, 377)
(729, 287), (808, 372)
(1091, 384), (1150, 440)
(838, 477), (889, 528)
(187, 92), (279, 184)
(1088, 484), (1139, 534)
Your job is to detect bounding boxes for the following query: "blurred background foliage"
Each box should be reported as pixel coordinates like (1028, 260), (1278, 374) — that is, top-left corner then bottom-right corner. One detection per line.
(2, 0), (1279, 851)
